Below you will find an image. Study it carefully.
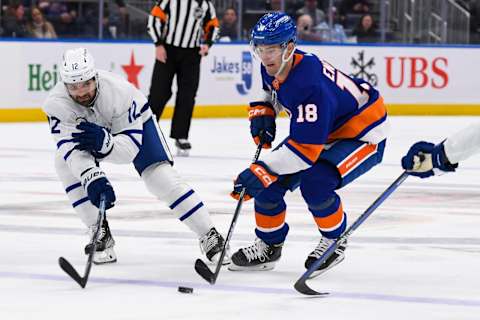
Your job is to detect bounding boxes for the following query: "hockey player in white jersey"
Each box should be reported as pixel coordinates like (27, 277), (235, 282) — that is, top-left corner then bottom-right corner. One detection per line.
(43, 48), (228, 265)
(402, 122), (480, 177)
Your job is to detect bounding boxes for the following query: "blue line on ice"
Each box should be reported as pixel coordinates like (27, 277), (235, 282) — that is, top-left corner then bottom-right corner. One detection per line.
(0, 271), (479, 307)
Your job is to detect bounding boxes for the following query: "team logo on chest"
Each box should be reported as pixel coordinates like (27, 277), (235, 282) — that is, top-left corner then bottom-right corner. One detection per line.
(75, 115), (88, 124)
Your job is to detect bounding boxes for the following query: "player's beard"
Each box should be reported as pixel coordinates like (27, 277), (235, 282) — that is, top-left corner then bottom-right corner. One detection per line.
(73, 89), (96, 107)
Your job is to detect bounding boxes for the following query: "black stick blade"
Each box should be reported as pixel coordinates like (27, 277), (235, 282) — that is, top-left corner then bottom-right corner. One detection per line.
(194, 259), (215, 284)
(58, 257), (86, 288)
(294, 279), (329, 296)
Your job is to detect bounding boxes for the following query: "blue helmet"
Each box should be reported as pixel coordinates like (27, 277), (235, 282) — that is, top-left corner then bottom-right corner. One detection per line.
(251, 12), (297, 47)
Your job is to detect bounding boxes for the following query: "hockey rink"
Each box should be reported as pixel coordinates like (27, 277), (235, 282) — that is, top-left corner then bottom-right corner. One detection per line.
(1, 116), (479, 319)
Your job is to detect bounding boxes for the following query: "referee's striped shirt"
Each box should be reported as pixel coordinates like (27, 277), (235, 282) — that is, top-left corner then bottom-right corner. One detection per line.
(147, 0), (219, 48)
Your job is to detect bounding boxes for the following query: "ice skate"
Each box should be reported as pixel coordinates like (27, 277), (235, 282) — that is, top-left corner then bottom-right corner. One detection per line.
(228, 238), (283, 271)
(199, 227), (230, 265)
(175, 139), (191, 157)
(304, 237), (347, 278)
(84, 219), (117, 265)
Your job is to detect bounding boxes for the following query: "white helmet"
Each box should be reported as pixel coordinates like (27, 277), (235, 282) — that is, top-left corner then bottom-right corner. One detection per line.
(60, 48), (96, 84)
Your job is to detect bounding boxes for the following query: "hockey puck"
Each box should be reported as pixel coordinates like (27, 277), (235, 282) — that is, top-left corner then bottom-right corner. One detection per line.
(178, 286), (194, 294)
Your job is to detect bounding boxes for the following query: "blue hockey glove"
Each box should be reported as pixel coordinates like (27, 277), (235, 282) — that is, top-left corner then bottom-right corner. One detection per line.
(230, 161), (278, 201)
(248, 101), (276, 149)
(401, 141), (458, 178)
(81, 167), (116, 209)
(72, 121), (113, 158)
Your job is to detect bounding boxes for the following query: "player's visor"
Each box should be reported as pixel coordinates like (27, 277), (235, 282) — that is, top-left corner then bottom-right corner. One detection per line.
(252, 44), (285, 60)
(65, 78), (96, 93)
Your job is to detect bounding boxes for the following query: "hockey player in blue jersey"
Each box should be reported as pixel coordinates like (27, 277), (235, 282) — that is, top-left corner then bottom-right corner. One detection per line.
(228, 13), (388, 277)
(43, 48), (228, 265)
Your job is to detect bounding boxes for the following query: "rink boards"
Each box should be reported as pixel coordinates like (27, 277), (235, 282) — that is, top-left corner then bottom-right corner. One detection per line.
(0, 40), (479, 122)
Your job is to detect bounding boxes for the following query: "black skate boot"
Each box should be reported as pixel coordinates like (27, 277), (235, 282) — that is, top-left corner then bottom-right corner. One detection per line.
(228, 238), (283, 271)
(84, 219), (117, 265)
(304, 237), (347, 278)
(175, 139), (191, 157)
(199, 227), (230, 265)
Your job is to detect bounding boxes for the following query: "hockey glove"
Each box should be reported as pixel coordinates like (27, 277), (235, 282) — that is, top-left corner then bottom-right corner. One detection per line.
(401, 141), (458, 178)
(72, 121), (113, 158)
(81, 167), (116, 209)
(230, 161), (278, 201)
(248, 101), (276, 149)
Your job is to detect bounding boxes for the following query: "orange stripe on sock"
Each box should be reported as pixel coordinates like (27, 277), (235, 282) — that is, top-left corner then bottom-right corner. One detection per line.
(150, 6), (167, 22)
(338, 144), (377, 177)
(255, 211), (286, 229)
(328, 96), (386, 142)
(287, 139), (324, 163)
(314, 204), (343, 229)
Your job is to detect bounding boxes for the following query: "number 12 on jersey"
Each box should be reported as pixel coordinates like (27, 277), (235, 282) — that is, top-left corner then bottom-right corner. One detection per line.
(47, 116), (61, 134)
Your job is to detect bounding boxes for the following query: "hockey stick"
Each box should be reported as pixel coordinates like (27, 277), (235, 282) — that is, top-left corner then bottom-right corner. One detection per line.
(58, 193), (106, 288)
(294, 171), (409, 295)
(195, 143), (264, 284)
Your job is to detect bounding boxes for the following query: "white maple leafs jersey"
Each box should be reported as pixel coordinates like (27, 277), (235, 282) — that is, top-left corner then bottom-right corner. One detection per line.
(444, 121), (480, 164)
(43, 70), (158, 180)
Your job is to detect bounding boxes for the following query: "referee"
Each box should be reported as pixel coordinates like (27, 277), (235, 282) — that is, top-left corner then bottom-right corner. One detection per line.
(147, 0), (219, 156)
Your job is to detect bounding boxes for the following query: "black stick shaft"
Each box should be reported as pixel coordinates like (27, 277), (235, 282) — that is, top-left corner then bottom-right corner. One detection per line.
(195, 144), (263, 284)
(58, 193), (106, 288)
(81, 194), (106, 286)
(211, 144), (263, 283)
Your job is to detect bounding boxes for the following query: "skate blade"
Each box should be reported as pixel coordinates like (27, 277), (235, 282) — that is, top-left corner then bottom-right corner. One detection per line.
(307, 256), (344, 279)
(176, 149), (190, 157)
(93, 248), (117, 265)
(227, 262), (276, 271)
(209, 252), (231, 266)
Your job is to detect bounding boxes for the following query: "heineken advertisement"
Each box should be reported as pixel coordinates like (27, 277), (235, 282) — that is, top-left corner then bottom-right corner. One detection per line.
(0, 40), (479, 121)
(28, 63), (60, 92)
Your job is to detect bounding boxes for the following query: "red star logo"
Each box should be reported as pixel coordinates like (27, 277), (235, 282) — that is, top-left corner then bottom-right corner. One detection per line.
(122, 51), (144, 88)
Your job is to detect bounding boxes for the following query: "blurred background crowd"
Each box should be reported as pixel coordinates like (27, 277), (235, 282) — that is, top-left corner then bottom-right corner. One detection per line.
(1, 0), (479, 44)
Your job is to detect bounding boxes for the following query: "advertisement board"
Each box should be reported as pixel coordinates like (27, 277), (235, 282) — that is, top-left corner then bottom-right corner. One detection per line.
(0, 40), (479, 121)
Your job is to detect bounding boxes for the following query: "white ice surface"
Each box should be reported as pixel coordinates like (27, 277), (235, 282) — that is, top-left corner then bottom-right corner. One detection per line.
(1, 117), (480, 319)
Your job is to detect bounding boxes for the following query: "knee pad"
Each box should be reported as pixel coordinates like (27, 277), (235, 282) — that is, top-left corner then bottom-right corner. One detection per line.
(300, 161), (340, 204)
(54, 152), (72, 180)
(142, 162), (213, 235)
(308, 195), (336, 211)
(55, 152), (98, 227)
(142, 162), (188, 203)
(255, 199), (281, 211)
(254, 185), (287, 214)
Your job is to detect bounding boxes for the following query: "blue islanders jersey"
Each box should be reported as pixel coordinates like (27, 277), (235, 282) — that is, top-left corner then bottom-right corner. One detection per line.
(259, 49), (388, 175)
